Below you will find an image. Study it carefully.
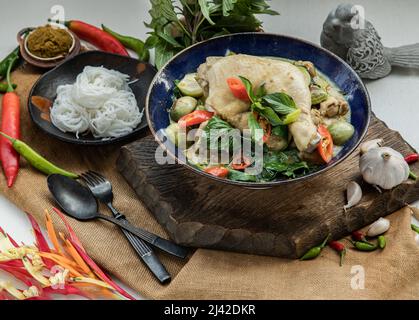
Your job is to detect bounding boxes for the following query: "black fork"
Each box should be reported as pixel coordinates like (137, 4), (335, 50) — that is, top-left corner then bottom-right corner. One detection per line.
(80, 171), (175, 283)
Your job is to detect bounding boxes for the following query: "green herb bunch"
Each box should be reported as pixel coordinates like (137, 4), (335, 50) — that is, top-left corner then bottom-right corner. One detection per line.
(144, 0), (279, 69)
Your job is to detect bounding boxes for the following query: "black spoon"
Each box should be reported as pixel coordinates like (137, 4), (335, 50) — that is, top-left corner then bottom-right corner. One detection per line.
(47, 174), (189, 259)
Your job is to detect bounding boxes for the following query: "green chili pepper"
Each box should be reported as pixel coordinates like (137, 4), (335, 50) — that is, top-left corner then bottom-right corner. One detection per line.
(353, 241), (378, 252)
(300, 234), (331, 261)
(0, 47), (20, 79)
(0, 132), (78, 179)
(412, 224), (419, 234)
(0, 83), (17, 93)
(101, 25), (150, 62)
(378, 235), (386, 249)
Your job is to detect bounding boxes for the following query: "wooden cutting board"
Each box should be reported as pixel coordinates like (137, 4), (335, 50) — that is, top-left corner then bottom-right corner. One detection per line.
(116, 115), (419, 258)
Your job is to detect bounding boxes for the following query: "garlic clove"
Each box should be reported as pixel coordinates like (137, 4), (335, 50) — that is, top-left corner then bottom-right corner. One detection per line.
(367, 217), (390, 237)
(415, 234), (419, 246)
(360, 139), (383, 154)
(344, 181), (362, 212)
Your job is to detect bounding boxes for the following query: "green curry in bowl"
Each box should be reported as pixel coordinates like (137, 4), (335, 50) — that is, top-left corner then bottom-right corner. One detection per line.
(164, 54), (354, 183)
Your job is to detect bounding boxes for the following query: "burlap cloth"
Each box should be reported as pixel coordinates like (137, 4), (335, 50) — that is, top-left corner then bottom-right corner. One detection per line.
(1, 65), (419, 300)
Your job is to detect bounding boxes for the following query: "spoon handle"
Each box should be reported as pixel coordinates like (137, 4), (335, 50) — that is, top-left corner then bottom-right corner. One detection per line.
(97, 214), (189, 259)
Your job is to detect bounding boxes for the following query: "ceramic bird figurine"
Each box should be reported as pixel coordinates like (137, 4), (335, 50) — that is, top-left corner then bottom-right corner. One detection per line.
(321, 3), (419, 79)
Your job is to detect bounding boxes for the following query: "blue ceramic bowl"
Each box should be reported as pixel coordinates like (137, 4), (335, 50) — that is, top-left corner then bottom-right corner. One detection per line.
(146, 33), (371, 188)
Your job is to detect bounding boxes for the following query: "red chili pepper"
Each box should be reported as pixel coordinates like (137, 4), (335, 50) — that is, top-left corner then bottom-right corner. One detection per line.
(317, 125), (334, 163)
(329, 241), (346, 266)
(405, 153), (419, 164)
(178, 110), (214, 128)
(226, 77), (250, 101)
(0, 55), (20, 188)
(351, 231), (366, 242)
(204, 166), (230, 178)
(65, 20), (129, 56)
(231, 155), (252, 170)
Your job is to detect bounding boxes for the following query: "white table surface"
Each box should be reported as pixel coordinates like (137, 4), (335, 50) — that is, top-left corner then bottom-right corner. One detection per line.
(0, 0), (418, 300)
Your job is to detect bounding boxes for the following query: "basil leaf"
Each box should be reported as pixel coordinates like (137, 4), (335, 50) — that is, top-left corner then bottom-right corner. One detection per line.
(258, 106), (283, 126)
(282, 162), (309, 178)
(262, 92), (297, 115)
(222, 0), (237, 16)
(256, 83), (267, 98)
(228, 169), (257, 182)
(259, 168), (277, 181)
(154, 41), (177, 70)
(204, 116), (235, 151)
(156, 31), (184, 48)
(271, 125), (288, 138)
(248, 112), (261, 141)
(144, 35), (159, 49)
(198, 0), (216, 25)
(205, 116), (233, 131)
(264, 162), (289, 172)
(239, 76), (256, 102)
(263, 150), (309, 178)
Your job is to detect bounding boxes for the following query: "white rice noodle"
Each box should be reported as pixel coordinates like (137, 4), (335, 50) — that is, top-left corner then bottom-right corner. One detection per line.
(50, 66), (142, 139)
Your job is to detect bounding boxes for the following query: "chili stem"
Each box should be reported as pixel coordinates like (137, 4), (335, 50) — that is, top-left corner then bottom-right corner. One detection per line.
(6, 56), (18, 93)
(409, 171), (417, 181)
(0, 131), (15, 143)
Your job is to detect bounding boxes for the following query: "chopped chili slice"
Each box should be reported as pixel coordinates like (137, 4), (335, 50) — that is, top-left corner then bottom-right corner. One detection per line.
(231, 155), (252, 170)
(317, 125), (334, 163)
(227, 77), (250, 101)
(178, 110), (214, 128)
(204, 166), (230, 178)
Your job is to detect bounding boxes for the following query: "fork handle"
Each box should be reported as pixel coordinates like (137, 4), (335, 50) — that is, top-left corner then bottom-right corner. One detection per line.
(108, 205), (171, 282)
(121, 229), (171, 284)
(97, 213), (189, 259)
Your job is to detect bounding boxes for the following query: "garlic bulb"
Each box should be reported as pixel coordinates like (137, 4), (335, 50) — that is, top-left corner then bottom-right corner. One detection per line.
(359, 147), (410, 189)
(367, 217), (390, 237)
(344, 181), (362, 212)
(360, 139), (383, 154)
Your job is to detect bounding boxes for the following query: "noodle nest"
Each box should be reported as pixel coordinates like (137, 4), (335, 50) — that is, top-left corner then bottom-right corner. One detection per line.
(51, 66), (143, 139)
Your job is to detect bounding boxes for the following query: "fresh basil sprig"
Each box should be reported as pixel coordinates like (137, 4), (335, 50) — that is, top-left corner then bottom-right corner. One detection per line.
(145, 0), (279, 69)
(238, 76), (301, 127)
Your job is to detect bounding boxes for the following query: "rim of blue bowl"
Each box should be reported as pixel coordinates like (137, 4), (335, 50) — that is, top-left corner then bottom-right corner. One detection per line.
(146, 32), (372, 188)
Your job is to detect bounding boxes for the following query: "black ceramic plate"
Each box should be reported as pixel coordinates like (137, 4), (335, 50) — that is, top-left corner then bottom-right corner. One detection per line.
(28, 51), (157, 145)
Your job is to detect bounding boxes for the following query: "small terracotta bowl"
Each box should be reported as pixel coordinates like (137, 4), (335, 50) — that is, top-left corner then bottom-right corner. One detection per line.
(17, 26), (81, 69)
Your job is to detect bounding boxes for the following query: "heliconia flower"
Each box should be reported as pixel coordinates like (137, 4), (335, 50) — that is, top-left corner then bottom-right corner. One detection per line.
(0, 230), (16, 253)
(26, 213), (55, 269)
(0, 209), (138, 300)
(43, 284), (90, 299)
(52, 208), (86, 252)
(45, 210), (62, 255)
(0, 227), (18, 248)
(22, 256), (51, 287)
(0, 281), (26, 300)
(68, 239), (135, 300)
